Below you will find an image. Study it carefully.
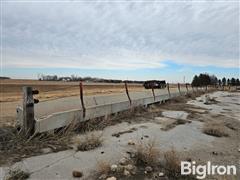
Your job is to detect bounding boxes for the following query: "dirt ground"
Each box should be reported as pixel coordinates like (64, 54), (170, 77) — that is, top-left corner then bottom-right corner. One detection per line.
(1, 90), (239, 180)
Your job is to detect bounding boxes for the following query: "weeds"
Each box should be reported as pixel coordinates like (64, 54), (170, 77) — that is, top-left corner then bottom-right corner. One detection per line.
(161, 119), (191, 131)
(203, 123), (229, 137)
(133, 140), (160, 166)
(6, 168), (30, 180)
(0, 126), (72, 165)
(75, 131), (103, 151)
(164, 148), (181, 178)
(96, 160), (111, 176)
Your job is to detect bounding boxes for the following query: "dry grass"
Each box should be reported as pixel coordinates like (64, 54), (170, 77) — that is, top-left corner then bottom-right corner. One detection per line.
(74, 131), (103, 151)
(133, 139), (160, 166)
(161, 119), (191, 131)
(163, 148), (181, 178)
(203, 123), (229, 137)
(6, 168), (30, 180)
(112, 127), (137, 138)
(0, 126), (72, 165)
(96, 160), (111, 175)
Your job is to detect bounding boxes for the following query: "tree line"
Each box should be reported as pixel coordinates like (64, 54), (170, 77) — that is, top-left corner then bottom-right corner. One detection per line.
(38, 74), (144, 84)
(191, 73), (240, 87)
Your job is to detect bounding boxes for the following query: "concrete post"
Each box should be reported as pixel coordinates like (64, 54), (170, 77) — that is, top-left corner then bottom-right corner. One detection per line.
(167, 83), (171, 98)
(23, 87), (38, 137)
(124, 81), (132, 106)
(178, 83), (181, 95)
(79, 82), (86, 118)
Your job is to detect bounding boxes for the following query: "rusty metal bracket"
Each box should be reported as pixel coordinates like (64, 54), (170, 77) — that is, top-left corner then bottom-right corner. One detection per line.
(152, 88), (155, 101)
(178, 83), (181, 95)
(124, 81), (132, 106)
(167, 83), (171, 98)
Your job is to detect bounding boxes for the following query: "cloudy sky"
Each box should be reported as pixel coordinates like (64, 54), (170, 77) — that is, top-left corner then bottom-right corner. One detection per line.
(1, 0), (239, 82)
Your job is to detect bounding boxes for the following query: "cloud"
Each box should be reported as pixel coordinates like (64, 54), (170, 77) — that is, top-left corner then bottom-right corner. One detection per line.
(2, 1), (239, 69)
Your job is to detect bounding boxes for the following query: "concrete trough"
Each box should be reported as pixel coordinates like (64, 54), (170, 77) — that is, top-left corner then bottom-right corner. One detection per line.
(35, 109), (83, 133)
(19, 87), (205, 134)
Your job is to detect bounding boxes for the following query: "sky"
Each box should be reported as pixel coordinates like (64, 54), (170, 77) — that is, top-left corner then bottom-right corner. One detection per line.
(1, 0), (239, 83)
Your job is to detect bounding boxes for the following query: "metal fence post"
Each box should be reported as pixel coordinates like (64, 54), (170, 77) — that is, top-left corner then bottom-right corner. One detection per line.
(186, 83), (188, 93)
(79, 82), (86, 118)
(178, 83), (181, 95)
(167, 83), (171, 98)
(152, 88), (156, 101)
(23, 86), (38, 137)
(124, 81), (132, 106)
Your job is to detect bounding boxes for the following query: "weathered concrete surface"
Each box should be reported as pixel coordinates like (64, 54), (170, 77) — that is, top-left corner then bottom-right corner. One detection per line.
(2, 115), (214, 179)
(34, 87), (188, 119)
(187, 91), (240, 120)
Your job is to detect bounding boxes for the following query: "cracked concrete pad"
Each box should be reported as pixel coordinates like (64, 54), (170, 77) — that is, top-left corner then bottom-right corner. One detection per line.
(3, 119), (215, 179)
(23, 150), (74, 173)
(187, 91), (240, 120)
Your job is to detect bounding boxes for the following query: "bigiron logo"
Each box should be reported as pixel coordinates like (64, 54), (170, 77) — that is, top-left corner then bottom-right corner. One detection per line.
(181, 161), (237, 179)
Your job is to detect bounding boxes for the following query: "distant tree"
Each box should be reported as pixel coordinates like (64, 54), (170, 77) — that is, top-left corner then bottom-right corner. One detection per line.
(192, 75), (200, 87)
(199, 73), (211, 86)
(236, 78), (240, 86)
(222, 77), (226, 86)
(231, 78), (236, 86)
(210, 75), (218, 85)
(218, 79), (222, 86)
(0, 76), (10, 79)
(192, 73), (219, 87)
(227, 78), (230, 85)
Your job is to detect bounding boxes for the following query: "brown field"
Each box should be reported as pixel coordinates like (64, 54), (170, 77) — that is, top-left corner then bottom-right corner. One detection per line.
(0, 79), (145, 103)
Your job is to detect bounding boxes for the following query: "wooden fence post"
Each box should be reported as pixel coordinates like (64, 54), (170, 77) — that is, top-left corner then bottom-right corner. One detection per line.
(124, 81), (132, 106)
(23, 86), (38, 137)
(167, 83), (171, 98)
(79, 81), (86, 118)
(178, 83), (181, 95)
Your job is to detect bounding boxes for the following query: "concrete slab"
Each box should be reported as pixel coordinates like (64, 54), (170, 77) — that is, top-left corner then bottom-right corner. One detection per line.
(3, 118), (214, 179)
